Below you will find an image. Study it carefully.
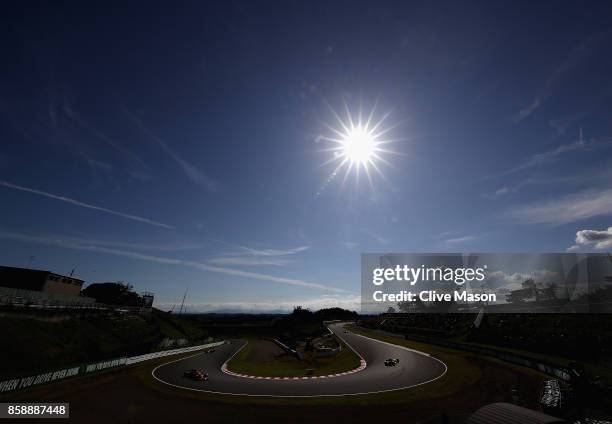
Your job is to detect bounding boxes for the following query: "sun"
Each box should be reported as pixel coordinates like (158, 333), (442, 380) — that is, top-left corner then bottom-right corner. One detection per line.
(342, 125), (376, 165)
(318, 100), (399, 191)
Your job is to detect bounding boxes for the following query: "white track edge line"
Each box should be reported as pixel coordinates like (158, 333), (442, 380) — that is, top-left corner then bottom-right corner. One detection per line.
(150, 324), (448, 398)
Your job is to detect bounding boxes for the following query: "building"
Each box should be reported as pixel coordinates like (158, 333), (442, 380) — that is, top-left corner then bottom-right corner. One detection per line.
(0, 266), (84, 297)
(141, 292), (155, 308)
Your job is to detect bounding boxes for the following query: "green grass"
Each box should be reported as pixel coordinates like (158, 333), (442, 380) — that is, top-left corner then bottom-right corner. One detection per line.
(226, 338), (361, 377)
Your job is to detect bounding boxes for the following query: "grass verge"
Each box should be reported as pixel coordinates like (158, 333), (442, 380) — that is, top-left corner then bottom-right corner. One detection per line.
(226, 338), (361, 377)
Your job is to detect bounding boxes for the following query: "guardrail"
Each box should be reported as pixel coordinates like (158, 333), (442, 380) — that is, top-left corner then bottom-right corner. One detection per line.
(126, 341), (224, 365)
(0, 341), (224, 394)
(272, 338), (303, 359)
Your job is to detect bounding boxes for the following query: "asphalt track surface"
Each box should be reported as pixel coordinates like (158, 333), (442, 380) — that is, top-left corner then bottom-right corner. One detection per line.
(152, 323), (447, 397)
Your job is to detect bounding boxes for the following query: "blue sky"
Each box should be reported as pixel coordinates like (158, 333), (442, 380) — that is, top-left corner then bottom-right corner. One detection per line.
(1, 1), (612, 312)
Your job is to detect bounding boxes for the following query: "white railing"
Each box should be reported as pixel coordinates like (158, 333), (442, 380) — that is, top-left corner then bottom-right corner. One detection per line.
(126, 341), (224, 364)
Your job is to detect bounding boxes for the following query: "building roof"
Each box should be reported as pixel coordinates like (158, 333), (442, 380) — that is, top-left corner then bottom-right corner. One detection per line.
(0, 266), (84, 283)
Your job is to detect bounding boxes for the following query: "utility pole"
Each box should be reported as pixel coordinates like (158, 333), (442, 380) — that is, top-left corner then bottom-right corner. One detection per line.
(178, 286), (188, 315)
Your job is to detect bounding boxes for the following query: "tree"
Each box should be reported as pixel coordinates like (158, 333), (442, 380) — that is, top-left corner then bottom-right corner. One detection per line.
(82, 282), (142, 306)
(398, 298), (425, 313)
(537, 283), (558, 302)
(313, 307), (358, 321)
(506, 289), (529, 304)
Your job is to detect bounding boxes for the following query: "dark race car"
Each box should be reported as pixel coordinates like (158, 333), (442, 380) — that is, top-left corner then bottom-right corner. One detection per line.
(183, 369), (209, 381)
(384, 358), (400, 367)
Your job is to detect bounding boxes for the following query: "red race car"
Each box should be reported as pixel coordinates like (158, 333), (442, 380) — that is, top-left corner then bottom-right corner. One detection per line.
(183, 369), (209, 381)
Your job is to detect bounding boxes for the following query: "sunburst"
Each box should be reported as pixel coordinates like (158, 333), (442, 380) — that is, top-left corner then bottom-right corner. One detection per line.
(318, 100), (399, 190)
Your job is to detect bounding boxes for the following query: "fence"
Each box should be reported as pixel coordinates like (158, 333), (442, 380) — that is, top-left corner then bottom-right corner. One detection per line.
(0, 341), (224, 394)
(0, 287), (155, 314)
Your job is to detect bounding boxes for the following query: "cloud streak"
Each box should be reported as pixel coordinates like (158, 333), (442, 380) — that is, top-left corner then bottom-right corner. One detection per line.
(513, 33), (607, 122)
(64, 106), (149, 171)
(445, 235), (477, 245)
(124, 110), (218, 191)
(507, 135), (612, 175)
(206, 256), (296, 267)
(206, 240), (310, 267)
(0, 231), (346, 293)
(0, 180), (173, 229)
(509, 188), (612, 225)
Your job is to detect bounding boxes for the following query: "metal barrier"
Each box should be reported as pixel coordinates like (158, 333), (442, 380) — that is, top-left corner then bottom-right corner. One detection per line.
(126, 341), (224, 365)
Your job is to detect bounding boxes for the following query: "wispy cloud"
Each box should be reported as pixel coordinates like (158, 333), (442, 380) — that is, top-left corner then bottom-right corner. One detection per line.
(206, 240), (310, 267)
(445, 235), (477, 245)
(37, 234), (203, 252)
(567, 227), (612, 251)
(509, 188), (612, 225)
(340, 241), (358, 250)
(483, 186), (515, 199)
(64, 106), (150, 175)
(124, 110), (218, 191)
(514, 99), (540, 122)
(513, 33), (606, 122)
(483, 132), (612, 182)
(234, 245), (310, 257)
(369, 234), (391, 245)
(485, 165), (612, 199)
(206, 256), (296, 266)
(79, 152), (120, 191)
(507, 134), (612, 174)
(0, 231), (345, 293)
(0, 180), (173, 229)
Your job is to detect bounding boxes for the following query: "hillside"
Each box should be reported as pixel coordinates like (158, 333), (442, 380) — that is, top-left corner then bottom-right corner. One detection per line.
(0, 309), (208, 380)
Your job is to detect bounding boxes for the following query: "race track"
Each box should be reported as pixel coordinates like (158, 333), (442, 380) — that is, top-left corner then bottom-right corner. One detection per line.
(152, 323), (447, 397)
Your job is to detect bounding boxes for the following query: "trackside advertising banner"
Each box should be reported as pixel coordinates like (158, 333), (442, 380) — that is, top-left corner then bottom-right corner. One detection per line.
(362, 253), (612, 313)
(0, 358), (128, 394)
